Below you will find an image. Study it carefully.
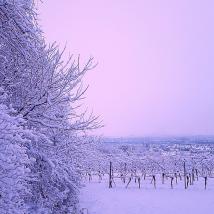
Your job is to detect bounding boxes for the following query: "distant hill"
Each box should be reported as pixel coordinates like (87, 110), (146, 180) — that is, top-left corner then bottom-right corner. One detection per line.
(102, 136), (214, 144)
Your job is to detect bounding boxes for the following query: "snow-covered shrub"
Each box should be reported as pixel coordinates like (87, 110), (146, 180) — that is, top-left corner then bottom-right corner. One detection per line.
(0, 89), (33, 213)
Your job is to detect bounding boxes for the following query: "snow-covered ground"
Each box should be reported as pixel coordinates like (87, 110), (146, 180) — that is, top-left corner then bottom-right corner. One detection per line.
(80, 175), (214, 214)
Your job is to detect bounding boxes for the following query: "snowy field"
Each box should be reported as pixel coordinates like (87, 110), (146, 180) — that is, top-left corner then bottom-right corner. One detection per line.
(80, 175), (214, 214)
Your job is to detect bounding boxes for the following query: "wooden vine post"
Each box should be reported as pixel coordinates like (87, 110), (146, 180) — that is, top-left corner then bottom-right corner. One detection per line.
(184, 160), (187, 189)
(205, 176), (207, 190)
(162, 173), (165, 184)
(170, 177), (174, 189)
(138, 177), (141, 189)
(109, 162), (113, 188)
(123, 163), (127, 183)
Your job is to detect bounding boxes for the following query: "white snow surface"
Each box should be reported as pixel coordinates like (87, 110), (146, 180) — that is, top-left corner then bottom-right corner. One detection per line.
(80, 175), (214, 214)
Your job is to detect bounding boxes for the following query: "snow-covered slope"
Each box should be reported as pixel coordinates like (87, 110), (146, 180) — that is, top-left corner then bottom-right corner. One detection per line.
(80, 175), (214, 214)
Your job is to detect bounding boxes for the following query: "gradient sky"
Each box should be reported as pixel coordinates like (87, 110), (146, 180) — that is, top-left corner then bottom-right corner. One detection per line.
(39, 0), (214, 137)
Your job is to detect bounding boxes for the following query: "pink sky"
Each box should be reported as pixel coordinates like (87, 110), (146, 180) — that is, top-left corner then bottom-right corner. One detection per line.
(39, 0), (214, 137)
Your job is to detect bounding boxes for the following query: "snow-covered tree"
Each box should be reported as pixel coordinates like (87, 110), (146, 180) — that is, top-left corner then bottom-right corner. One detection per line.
(0, 0), (101, 213)
(0, 0), (99, 132)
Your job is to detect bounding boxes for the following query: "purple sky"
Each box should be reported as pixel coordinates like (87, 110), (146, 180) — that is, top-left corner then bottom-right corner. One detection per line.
(39, 0), (214, 137)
